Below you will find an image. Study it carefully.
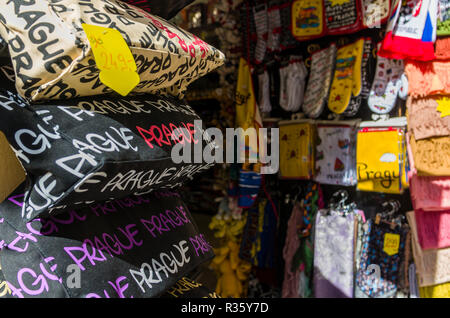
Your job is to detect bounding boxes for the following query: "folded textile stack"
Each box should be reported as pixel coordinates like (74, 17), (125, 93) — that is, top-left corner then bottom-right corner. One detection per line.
(404, 0), (450, 298)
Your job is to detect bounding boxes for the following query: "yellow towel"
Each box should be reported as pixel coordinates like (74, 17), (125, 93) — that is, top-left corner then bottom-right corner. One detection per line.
(235, 58), (263, 163)
(279, 122), (315, 179)
(420, 282), (450, 298)
(356, 128), (408, 194)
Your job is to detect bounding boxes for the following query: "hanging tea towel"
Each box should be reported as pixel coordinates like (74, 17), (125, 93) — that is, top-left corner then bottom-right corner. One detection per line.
(379, 0), (436, 61)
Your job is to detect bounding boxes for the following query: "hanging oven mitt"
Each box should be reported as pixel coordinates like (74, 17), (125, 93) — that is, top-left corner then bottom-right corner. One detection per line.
(352, 38), (366, 98)
(368, 48), (406, 114)
(343, 37), (365, 117)
(286, 57), (308, 112)
(303, 43), (337, 118)
(328, 39), (364, 114)
(356, 127), (408, 194)
(324, 0), (362, 35)
(291, 0), (326, 41)
(258, 70), (272, 113)
(279, 59), (290, 110)
(280, 56), (308, 112)
(328, 43), (355, 114)
(361, 37), (376, 98)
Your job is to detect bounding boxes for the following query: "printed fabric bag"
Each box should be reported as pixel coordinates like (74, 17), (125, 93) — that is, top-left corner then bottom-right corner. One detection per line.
(356, 127), (408, 194)
(0, 87), (215, 220)
(407, 212), (450, 287)
(0, 0), (225, 102)
(314, 123), (357, 186)
(406, 133), (450, 211)
(279, 121), (315, 179)
(119, 0), (195, 19)
(355, 219), (408, 298)
(313, 210), (355, 298)
(0, 184), (214, 298)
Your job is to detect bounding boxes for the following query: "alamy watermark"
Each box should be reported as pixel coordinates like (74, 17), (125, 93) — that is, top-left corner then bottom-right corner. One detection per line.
(170, 120), (279, 175)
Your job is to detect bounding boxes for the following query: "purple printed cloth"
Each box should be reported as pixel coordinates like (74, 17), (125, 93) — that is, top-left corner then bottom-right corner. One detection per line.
(313, 210), (355, 298)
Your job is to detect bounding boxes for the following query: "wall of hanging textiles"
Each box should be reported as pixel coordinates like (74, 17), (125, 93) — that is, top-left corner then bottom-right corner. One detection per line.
(0, 0), (225, 298)
(204, 0), (450, 299)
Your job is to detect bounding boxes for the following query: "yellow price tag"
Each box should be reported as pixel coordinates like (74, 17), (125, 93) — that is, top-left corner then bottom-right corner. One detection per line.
(383, 233), (400, 256)
(436, 97), (450, 118)
(82, 23), (140, 96)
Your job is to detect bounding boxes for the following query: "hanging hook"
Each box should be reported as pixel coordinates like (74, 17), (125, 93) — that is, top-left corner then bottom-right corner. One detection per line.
(382, 200), (400, 219)
(292, 185), (303, 204)
(330, 189), (348, 211)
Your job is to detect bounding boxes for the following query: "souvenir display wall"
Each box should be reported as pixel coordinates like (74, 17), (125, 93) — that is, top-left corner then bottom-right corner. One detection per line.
(201, 0), (450, 298)
(0, 0), (224, 298)
(0, 0), (450, 300)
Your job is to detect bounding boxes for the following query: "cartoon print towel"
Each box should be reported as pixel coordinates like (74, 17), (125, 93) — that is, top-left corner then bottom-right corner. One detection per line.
(314, 124), (357, 185)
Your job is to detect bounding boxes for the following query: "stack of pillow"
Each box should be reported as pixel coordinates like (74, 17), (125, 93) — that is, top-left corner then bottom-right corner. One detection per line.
(0, 0), (224, 298)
